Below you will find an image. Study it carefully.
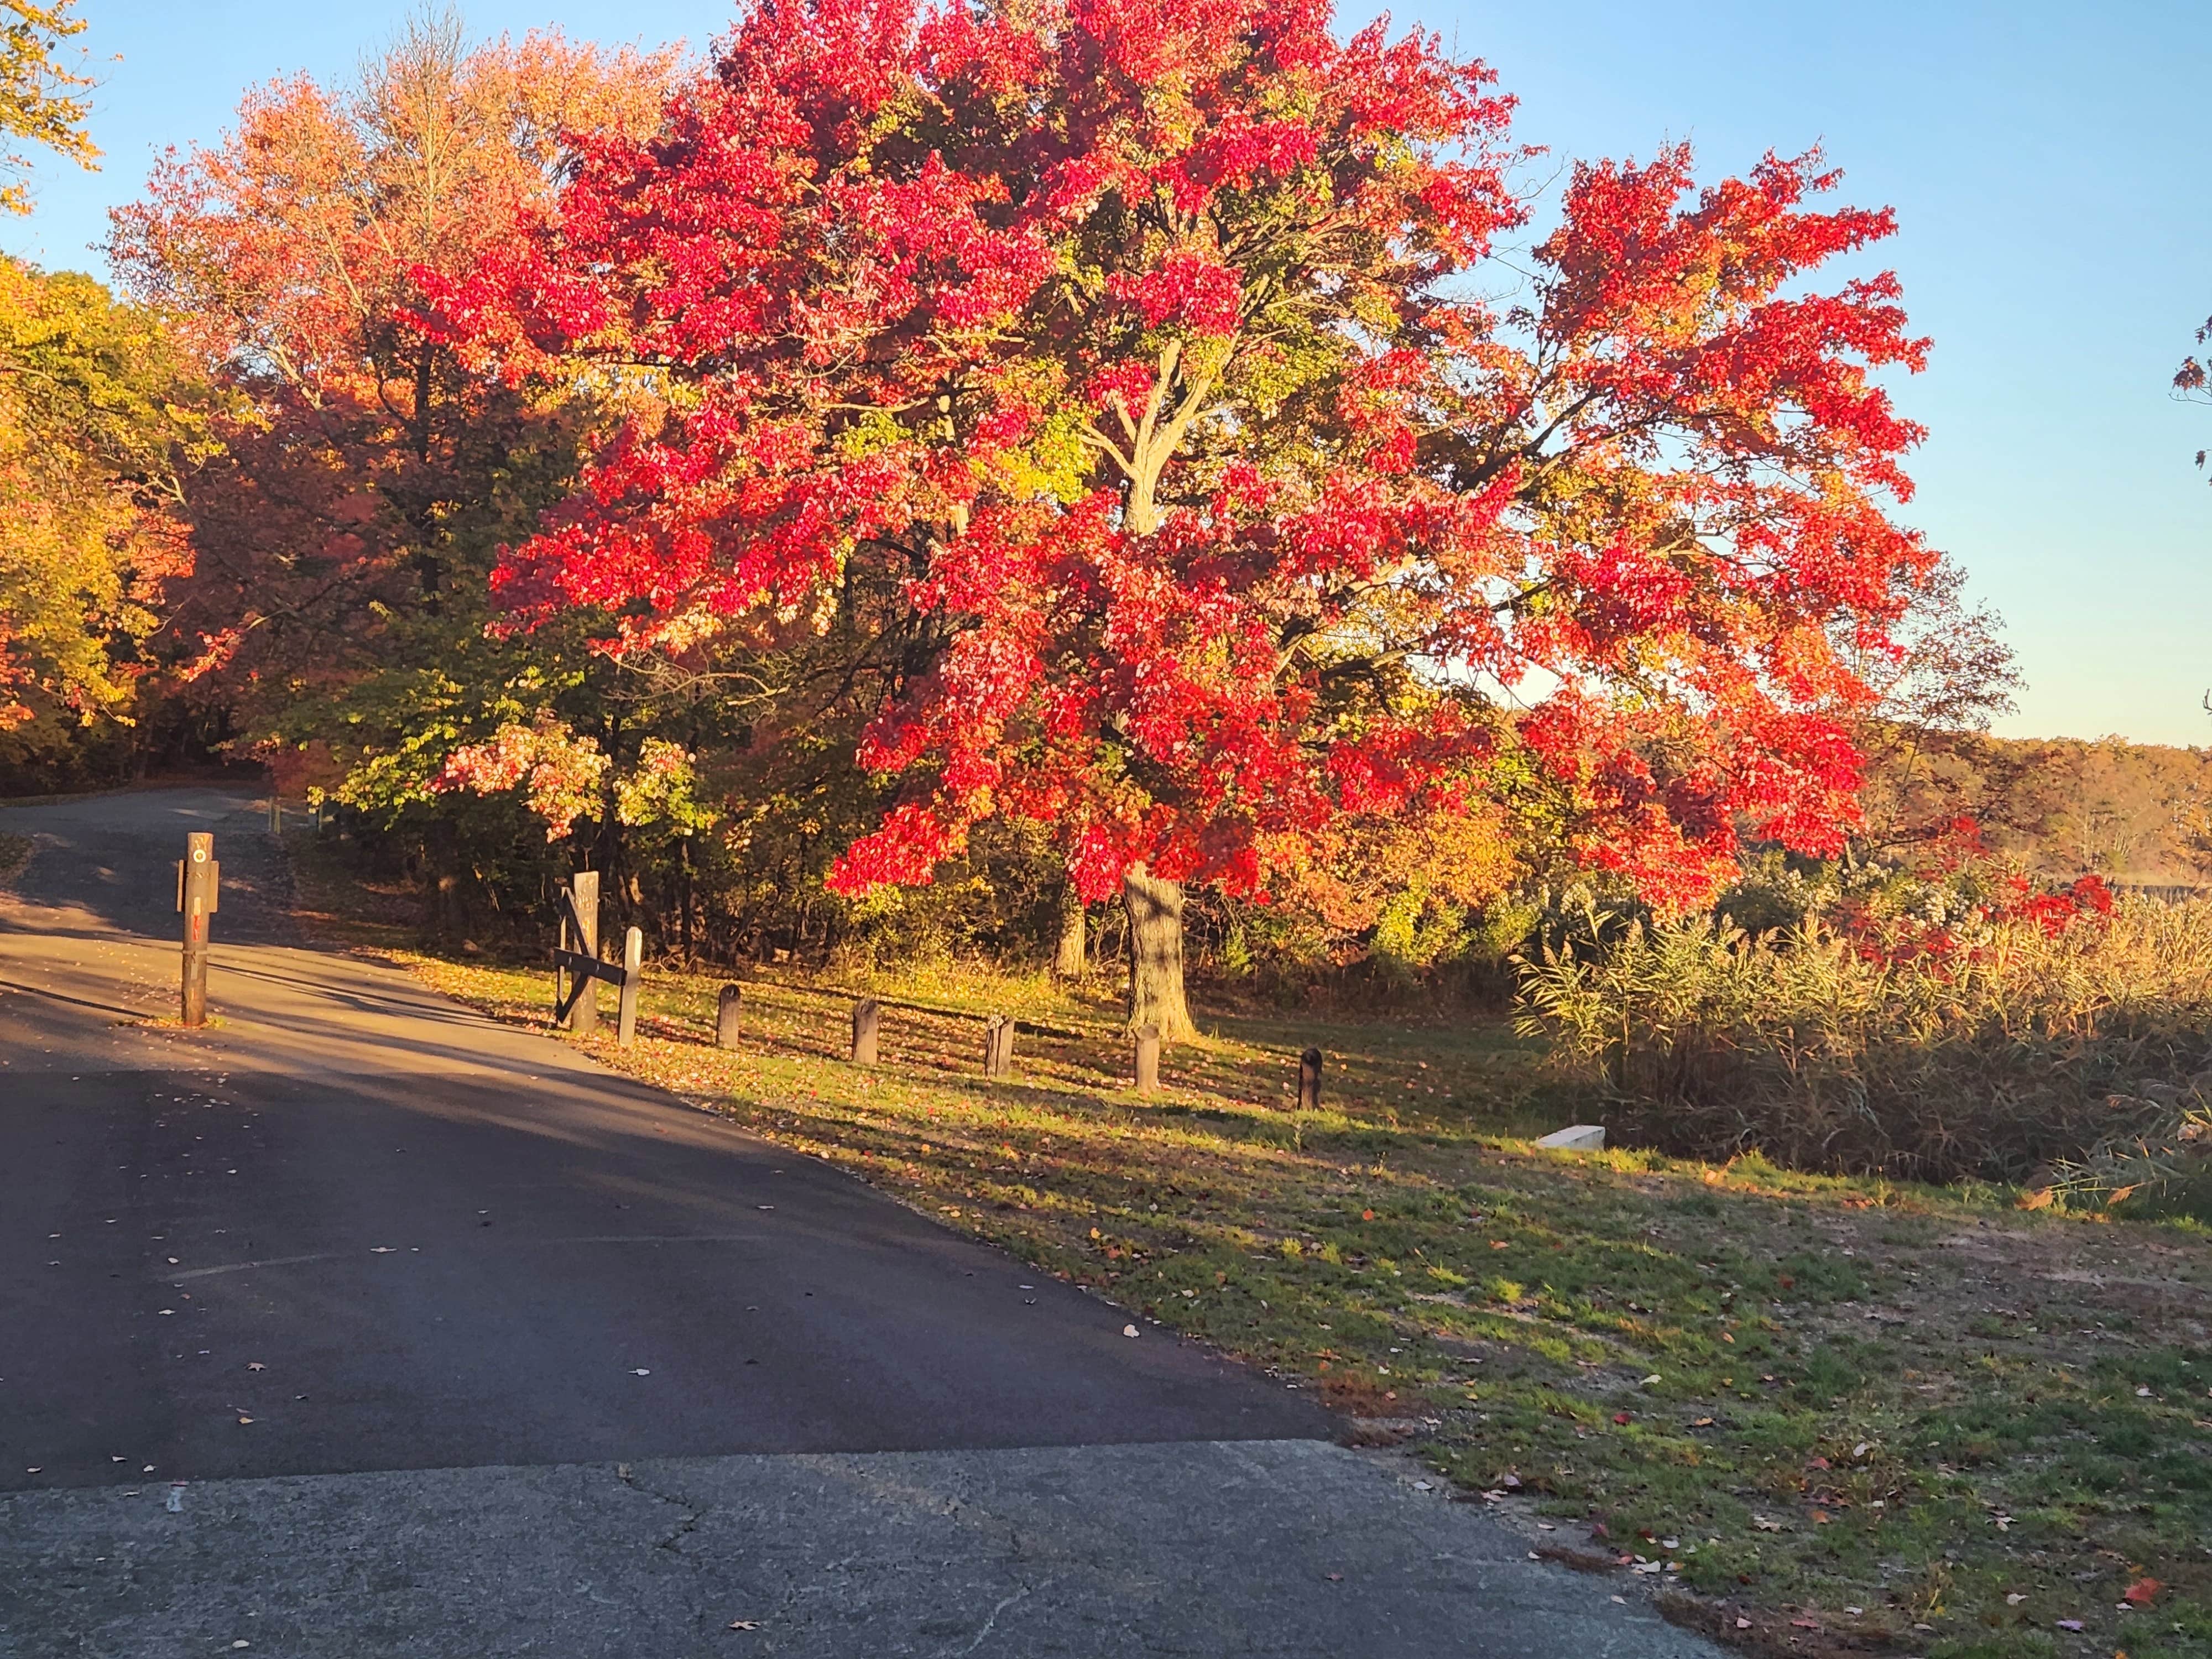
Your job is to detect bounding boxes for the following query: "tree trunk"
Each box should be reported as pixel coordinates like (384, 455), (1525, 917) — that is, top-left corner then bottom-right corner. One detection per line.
(1122, 863), (1195, 1042)
(1053, 881), (1087, 978)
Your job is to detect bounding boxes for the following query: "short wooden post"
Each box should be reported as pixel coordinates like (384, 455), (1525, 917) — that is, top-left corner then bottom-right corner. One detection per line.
(616, 925), (643, 1047)
(267, 795), (281, 834)
(1133, 1025), (1160, 1094)
(1297, 1045), (1323, 1112)
(716, 984), (744, 1048)
(565, 870), (600, 1036)
(982, 1014), (1015, 1079)
(178, 832), (218, 1027)
(850, 998), (880, 1064)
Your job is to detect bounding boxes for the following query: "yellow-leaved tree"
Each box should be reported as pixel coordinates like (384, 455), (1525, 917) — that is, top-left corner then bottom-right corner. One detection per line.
(0, 257), (212, 733)
(0, 3), (212, 744)
(1, 0), (96, 215)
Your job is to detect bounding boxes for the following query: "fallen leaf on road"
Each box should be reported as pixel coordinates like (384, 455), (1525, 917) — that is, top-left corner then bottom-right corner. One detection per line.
(727, 1621), (761, 1631)
(236, 1416), (254, 1425)
(1123, 1324), (1140, 1338)
(246, 1362), (264, 1371)
(632, 1369), (651, 1376)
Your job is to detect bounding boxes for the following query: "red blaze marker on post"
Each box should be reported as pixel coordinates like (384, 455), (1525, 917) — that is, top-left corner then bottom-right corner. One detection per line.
(177, 832), (218, 1026)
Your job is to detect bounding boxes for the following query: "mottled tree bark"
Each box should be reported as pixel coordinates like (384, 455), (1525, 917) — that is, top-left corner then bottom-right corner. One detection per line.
(1053, 881), (1087, 978)
(1122, 862), (1194, 1041)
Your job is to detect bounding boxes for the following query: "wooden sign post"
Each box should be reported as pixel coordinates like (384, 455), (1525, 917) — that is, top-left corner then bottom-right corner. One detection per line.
(177, 832), (218, 1027)
(716, 984), (744, 1048)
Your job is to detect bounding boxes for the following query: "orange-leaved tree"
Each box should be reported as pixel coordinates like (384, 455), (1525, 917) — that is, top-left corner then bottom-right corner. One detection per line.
(107, 13), (675, 803)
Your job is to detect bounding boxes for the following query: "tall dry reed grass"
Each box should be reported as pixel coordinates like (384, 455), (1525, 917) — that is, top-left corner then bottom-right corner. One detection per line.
(1516, 895), (2212, 1183)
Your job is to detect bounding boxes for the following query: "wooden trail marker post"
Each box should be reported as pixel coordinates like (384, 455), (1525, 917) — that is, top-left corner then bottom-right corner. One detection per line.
(716, 984), (744, 1048)
(1297, 1045), (1323, 1112)
(850, 999), (880, 1065)
(982, 1014), (1015, 1079)
(1133, 1026), (1160, 1094)
(616, 926), (643, 1047)
(552, 873), (645, 1047)
(176, 832), (218, 1026)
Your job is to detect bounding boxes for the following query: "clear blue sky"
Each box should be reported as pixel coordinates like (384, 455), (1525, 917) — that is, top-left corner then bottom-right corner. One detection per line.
(10, 0), (2207, 746)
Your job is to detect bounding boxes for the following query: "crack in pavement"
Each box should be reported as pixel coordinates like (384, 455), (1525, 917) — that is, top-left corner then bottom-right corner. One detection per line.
(615, 1462), (708, 1556)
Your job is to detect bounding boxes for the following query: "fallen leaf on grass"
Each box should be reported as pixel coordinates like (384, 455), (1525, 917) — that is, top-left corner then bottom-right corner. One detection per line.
(2124, 1577), (2162, 1605)
(1751, 1516), (1783, 1532)
(2056, 1620), (2084, 1631)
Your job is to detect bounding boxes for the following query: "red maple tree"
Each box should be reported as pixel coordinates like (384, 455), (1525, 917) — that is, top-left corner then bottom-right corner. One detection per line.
(426, 0), (1934, 1037)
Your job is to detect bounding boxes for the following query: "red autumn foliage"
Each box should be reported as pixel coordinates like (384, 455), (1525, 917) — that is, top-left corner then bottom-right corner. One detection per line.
(420, 0), (1937, 915)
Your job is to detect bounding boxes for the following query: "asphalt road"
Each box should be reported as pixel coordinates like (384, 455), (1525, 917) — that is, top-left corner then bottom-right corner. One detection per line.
(0, 787), (1719, 1658)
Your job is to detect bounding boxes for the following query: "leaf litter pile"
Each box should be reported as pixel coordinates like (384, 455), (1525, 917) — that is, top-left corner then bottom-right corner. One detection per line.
(401, 950), (2212, 1659)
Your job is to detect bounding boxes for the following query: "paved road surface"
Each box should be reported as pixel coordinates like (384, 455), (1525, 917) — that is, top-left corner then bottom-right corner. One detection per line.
(0, 788), (1718, 1657)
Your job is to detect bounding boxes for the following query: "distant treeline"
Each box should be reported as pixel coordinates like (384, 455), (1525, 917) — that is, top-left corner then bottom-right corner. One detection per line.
(1861, 727), (2212, 886)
